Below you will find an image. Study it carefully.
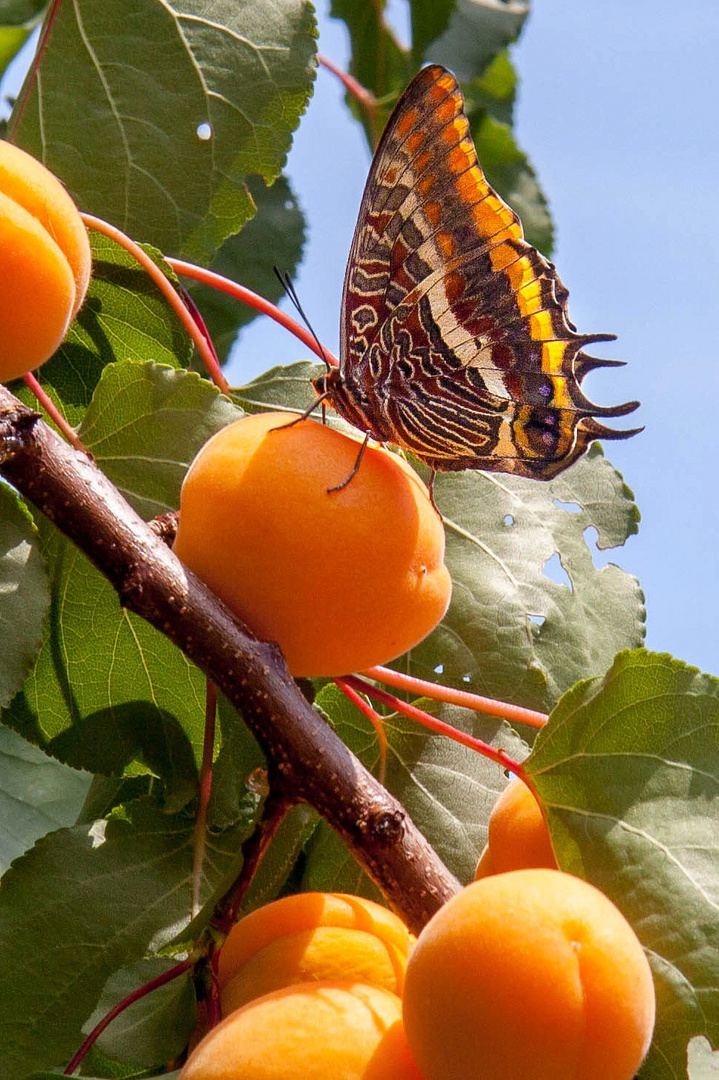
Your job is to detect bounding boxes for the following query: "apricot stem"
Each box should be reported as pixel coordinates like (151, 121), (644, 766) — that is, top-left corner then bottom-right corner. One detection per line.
(80, 214), (231, 394)
(192, 680), (218, 918)
(22, 372), (87, 452)
(335, 676), (388, 784)
(344, 675), (528, 780)
(166, 259), (340, 369)
(6, 0), (62, 139)
(63, 956), (194, 1075)
(318, 55), (380, 146)
(212, 788), (293, 934)
(365, 665), (548, 730)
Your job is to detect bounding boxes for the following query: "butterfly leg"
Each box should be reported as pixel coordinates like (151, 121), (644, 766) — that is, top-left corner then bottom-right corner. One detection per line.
(269, 390), (330, 433)
(327, 430), (372, 494)
(427, 469), (442, 517)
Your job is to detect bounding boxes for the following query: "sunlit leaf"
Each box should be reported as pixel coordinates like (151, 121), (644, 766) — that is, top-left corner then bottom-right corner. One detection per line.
(186, 175), (306, 364)
(79, 360), (241, 519)
(10, 0), (316, 263)
(408, 444), (644, 713)
(528, 650), (719, 1080)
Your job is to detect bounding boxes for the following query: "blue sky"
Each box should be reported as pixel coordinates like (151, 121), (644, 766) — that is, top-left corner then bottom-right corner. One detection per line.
(233, 0), (719, 677)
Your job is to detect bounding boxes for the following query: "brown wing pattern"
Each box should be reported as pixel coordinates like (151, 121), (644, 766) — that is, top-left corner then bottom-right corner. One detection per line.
(317, 64), (639, 478)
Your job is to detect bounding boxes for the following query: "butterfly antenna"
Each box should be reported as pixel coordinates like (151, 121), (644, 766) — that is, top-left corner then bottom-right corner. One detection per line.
(273, 267), (332, 374)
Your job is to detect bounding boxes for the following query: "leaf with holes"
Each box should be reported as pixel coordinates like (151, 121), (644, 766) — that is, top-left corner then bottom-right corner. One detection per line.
(407, 443), (644, 713)
(10, 0), (316, 263)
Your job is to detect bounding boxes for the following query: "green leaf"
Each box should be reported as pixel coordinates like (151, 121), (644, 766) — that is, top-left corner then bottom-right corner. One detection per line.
(430, 0), (528, 83)
(83, 960), (195, 1069)
(208, 695), (265, 831)
(12, 233), (193, 429)
(4, 361), (241, 784)
(232, 359), (321, 417)
(688, 1036), (719, 1079)
(78, 360), (242, 520)
(10, 0), (317, 264)
(0, 2), (44, 80)
(2, 516), (207, 787)
(0, 802), (251, 1077)
(330, 0), (409, 100)
(187, 175), (306, 364)
(329, 0), (410, 144)
(0, 484), (49, 708)
(0, 725), (90, 874)
(527, 650), (719, 1080)
(303, 684), (530, 892)
(409, 0), (455, 65)
(408, 444), (644, 713)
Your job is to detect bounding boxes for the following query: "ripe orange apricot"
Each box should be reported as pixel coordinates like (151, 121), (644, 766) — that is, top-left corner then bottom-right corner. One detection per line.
(174, 412), (452, 677)
(474, 779), (558, 878)
(402, 870), (656, 1080)
(0, 142), (91, 381)
(181, 982), (424, 1080)
(217, 892), (414, 1015)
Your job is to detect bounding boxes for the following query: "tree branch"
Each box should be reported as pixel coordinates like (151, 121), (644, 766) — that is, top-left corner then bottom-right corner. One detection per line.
(0, 388), (460, 932)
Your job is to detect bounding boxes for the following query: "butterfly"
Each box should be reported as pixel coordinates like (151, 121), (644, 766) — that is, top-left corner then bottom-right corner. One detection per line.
(313, 64), (639, 482)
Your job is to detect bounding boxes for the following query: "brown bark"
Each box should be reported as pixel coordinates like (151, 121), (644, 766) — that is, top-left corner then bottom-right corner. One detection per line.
(0, 388), (460, 933)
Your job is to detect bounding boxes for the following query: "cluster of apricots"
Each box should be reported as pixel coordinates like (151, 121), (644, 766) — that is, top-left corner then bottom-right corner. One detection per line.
(181, 781), (655, 1080)
(0, 142), (90, 382)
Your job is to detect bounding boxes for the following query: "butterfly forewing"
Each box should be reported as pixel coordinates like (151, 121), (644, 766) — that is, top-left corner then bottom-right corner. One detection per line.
(324, 64), (639, 478)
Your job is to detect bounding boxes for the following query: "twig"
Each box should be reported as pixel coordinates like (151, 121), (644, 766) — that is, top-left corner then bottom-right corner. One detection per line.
(22, 372), (86, 452)
(343, 675), (528, 780)
(335, 677), (388, 785)
(63, 957), (194, 1075)
(212, 789), (293, 935)
(0, 389), (460, 932)
(318, 55), (380, 147)
(192, 681), (218, 918)
(80, 215), (231, 395)
(167, 260), (339, 369)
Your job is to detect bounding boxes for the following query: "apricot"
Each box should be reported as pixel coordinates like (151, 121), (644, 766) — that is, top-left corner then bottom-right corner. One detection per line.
(217, 892), (413, 1014)
(402, 870), (656, 1080)
(174, 412), (452, 677)
(474, 778), (558, 878)
(0, 141), (91, 381)
(180, 981), (424, 1080)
